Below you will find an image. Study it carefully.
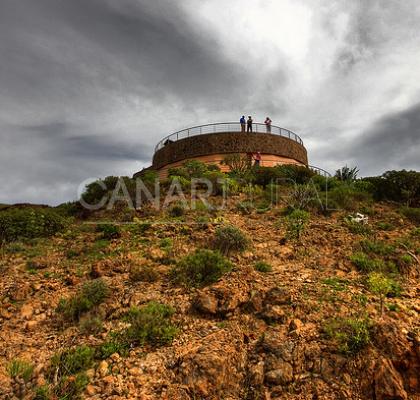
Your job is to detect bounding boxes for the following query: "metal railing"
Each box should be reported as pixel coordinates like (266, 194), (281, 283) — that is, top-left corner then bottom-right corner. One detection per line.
(309, 165), (331, 177)
(154, 122), (304, 152)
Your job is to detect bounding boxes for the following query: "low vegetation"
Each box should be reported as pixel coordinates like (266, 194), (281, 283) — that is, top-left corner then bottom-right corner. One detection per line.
(56, 279), (109, 322)
(214, 225), (249, 255)
(171, 249), (232, 287)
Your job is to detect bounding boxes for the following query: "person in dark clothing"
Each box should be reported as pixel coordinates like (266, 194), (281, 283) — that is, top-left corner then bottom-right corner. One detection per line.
(264, 117), (272, 133)
(240, 115), (246, 132)
(247, 116), (253, 132)
(253, 151), (261, 166)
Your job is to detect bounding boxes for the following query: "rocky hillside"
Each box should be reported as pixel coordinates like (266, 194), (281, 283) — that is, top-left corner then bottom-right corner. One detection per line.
(0, 197), (419, 399)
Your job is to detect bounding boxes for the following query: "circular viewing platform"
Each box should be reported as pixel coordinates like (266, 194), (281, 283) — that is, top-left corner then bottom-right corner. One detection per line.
(135, 122), (312, 179)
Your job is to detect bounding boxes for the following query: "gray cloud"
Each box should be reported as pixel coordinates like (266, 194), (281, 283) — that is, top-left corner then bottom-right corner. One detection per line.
(0, 0), (420, 204)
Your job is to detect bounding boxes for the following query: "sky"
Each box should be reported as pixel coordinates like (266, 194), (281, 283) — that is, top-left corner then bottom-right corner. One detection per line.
(1, 0), (420, 205)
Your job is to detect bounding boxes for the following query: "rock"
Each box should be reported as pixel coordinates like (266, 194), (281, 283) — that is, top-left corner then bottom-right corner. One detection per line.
(175, 329), (247, 398)
(289, 319), (303, 332)
(262, 331), (294, 362)
(25, 320), (38, 330)
(20, 304), (34, 319)
(102, 375), (114, 385)
(260, 305), (286, 323)
(194, 291), (218, 315)
(97, 360), (109, 377)
(110, 353), (121, 362)
(10, 282), (31, 301)
(264, 287), (291, 305)
(86, 369), (95, 379)
(265, 361), (294, 385)
(90, 264), (103, 278)
(85, 384), (97, 395)
(193, 278), (251, 315)
(128, 367), (142, 376)
(374, 357), (407, 400)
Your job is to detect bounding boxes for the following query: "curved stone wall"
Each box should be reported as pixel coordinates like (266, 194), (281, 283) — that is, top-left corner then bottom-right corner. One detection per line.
(152, 132), (308, 170)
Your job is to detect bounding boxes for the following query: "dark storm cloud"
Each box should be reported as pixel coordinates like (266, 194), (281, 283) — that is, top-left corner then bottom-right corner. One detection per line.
(350, 102), (420, 173)
(311, 101), (420, 176)
(0, 0), (248, 105)
(0, 0), (419, 204)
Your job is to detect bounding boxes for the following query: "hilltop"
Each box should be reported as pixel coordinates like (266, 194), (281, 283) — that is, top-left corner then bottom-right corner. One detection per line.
(0, 164), (419, 400)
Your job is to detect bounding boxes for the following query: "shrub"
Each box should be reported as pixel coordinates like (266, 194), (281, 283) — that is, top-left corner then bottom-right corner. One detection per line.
(335, 166), (359, 182)
(0, 208), (69, 243)
(324, 317), (371, 355)
(129, 264), (159, 282)
(96, 223), (121, 239)
(285, 209), (310, 240)
(57, 279), (109, 322)
(350, 252), (385, 272)
(221, 153), (253, 178)
(167, 175), (191, 191)
(97, 339), (128, 359)
(236, 200), (254, 215)
(49, 346), (95, 381)
(7, 359), (34, 382)
(53, 373), (89, 400)
(288, 184), (317, 211)
(167, 203), (186, 217)
(399, 207), (420, 225)
(202, 170), (227, 195)
(79, 314), (103, 334)
(360, 240), (395, 256)
(276, 164), (316, 185)
(365, 170), (420, 206)
(171, 249), (232, 287)
(254, 261), (273, 272)
(344, 219), (372, 236)
(377, 221), (395, 231)
(328, 184), (371, 211)
(214, 225), (249, 255)
(121, 302), (178, 346)
(183, 160), (208, 178)
(367, 272), (399, 315)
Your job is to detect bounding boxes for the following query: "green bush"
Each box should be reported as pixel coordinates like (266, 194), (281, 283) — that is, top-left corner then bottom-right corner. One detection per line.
(335, 166), (359, 182)
(57, 279), (109, 322)
(202, 170), (227, 195)
(53, 372), (89, 400)
(376, 221), (395, 231)
(121, 302), (178, 346)
(50, 346), (95, 379)
(276, 164), (316, 185)
(360, 239), (395, 256)
(254, 261), (273, 272)
(324, 317), (371, 355)
(367, 272), (400, 315)
(364, 170), (420, 206)
(328, 184), (372, 211)
(285, 209), (310, 240)
(167, 203), (186, 217)
(7, 359), (34, 382)
(129, 264), (159, 282)
(79, 314), (103, 334)
(0, 208), (69, 243)
(236, 200), (254, 215)
(96, 223), (121, 239)
(171, 249), (232, 287)
(214, 225), (249, 254)
(344, 219), (372, 236)
(350, 252), (385, 272)
(399, 207), (420, 225)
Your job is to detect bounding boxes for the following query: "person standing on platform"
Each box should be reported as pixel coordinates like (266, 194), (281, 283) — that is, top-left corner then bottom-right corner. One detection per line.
(240, 115), (246, 132)
(247, 116), (253, 132)
(265, 117), (272, 133)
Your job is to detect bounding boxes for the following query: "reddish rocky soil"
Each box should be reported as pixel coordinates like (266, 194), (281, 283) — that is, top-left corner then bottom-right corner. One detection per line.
(0, 200), (419, 399)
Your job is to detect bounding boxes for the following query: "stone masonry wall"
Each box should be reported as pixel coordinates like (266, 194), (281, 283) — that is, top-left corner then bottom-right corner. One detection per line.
(152, 132), (308, 169)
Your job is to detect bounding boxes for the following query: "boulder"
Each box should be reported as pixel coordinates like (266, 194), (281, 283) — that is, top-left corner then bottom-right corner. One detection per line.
(374, 357), (407, 400)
